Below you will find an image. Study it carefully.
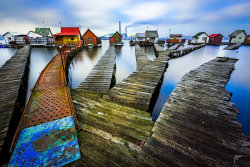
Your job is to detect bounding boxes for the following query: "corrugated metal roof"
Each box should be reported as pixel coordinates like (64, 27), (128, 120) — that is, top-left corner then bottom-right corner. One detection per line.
(192, 32), (208, 38)
(145, 30), (159, 38)
(170, 34), (182, 38)
(209, 34), (223, 37)
(136, 33), (146, 37)
(54, 27), (80, 36)
(35, 28), (52, 37)
(229, 30), (246, 37)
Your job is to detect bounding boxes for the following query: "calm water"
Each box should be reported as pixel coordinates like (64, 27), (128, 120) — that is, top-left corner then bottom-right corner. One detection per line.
(0, 48), (17, 68)
(26, 48), (58, 102)
(68, 40), (136, 87)
(152, 45), (250, 136)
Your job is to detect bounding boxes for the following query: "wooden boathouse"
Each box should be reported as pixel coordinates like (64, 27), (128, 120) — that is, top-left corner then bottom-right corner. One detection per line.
(229, 30), (247, 44)
(109, 31), (122, 45)
(83, 29), (101, 48)
(54, 27), (82, 46)
(209, 34), (223, 45)
(191, 32), (209, 44)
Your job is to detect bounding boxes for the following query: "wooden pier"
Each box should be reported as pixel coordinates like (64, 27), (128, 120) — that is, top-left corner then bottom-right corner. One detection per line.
(68, 46), (170, 166)
(104, 49), (170, 112)
(78, 46), (116, 94)
(0, 46), (30, 165)
(153, 44), (165, 57)
(224, 43), (242, 50)
(170, 44), (205, 58)
(9, 45), (82, 166)
(169, 43), (181, 50)
(139, 57), (250, 166)
(135, 44), (151, 71)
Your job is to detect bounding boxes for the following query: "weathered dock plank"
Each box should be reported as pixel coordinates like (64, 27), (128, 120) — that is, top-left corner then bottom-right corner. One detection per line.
(154, 44), (165, 57)
(224, 43), (241, 50)
(135, 44), (151, 71)
(169, 43), (181, 50)
(78, 46), (116, 94)
(69, 89), (154, 166)
(139, 57), (250, 166)
(170, 44), (205, 58)
(0, 45), (30, 164)
(105, 49), (170, 112)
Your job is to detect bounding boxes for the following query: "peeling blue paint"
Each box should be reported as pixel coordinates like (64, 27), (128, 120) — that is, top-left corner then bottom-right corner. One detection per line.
(9, 116), (81, 166)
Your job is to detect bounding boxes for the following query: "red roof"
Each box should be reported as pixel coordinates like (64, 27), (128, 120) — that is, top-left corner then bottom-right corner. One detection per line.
(54, 27), (80, 36)
(209, 34), (223, 37)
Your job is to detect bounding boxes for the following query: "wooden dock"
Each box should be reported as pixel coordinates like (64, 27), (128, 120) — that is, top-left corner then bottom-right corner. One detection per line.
(224, 43), (242, 50)
(139, 57), (250, 166)
(153, 44), (165, 57)
(135, 44), (151, 71)
(9, 45), (82, 166)
(169, 43), (181, 50)
(104, 49), (170, 112)
(0, 45), (30, 165)
(78, 46), (116, 94)
(170, 44), (205, 58)
(69, 89), (154, 166)
(68, 46), (170, 166)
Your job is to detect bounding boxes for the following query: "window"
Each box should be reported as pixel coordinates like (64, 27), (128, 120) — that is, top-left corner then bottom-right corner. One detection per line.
(88, 38), (92, 41)
(116, 38), (119, 41)
(71, 38), (74, 40)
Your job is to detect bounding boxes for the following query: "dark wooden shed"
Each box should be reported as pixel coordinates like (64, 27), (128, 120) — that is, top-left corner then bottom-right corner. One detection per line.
(110, 31), (122, 44)
(209, 34), (223, 45)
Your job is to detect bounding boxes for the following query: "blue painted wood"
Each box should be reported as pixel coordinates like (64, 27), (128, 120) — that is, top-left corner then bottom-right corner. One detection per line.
(8, 116), (81, 167)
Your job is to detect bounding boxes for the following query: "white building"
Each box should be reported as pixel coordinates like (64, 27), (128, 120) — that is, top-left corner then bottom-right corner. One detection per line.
(26, 28), (54, 46)
(135, 33), (146, 42)
(145, 30), (159, 43)
(0, 35), (7, 45)
(3, 32), (20, 44)
(15, 35), (27, 45)
(229, 30), (247, 44)
(191, 32), (209, 44)
(27, 31), (47, 45)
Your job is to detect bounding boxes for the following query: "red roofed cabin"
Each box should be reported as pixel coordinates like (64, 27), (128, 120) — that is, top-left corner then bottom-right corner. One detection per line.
(54, 27), (82, 46)
(83, 29), (101, 48)
(209, 34), (223, 45)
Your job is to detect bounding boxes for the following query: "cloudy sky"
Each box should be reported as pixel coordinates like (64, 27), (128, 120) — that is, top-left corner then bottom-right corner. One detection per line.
(0, 0), (249, 37)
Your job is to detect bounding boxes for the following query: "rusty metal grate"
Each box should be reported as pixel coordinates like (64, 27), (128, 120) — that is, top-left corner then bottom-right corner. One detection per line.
(18, 87), (73, 129)
(11, 45), (80, 153)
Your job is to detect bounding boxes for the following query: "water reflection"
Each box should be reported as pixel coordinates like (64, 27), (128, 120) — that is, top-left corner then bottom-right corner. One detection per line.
(115, 40), (136, 83)
(0, 48), (17, 68)
(68, 40), (109, 88)
(142, 46), (156, 60)
(152, 45), (250, 136)
(26, 48), (58, 102)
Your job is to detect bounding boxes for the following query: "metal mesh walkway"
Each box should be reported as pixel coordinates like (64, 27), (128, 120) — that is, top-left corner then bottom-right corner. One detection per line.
(9, 45), (81, 166)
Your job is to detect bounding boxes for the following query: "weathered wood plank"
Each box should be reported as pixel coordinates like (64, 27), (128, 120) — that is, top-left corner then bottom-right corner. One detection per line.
(0, 45), (30, 165)
(140, 57), (250, 166)
(105, 48), (170, 112)
(78, 46), (116, 94)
